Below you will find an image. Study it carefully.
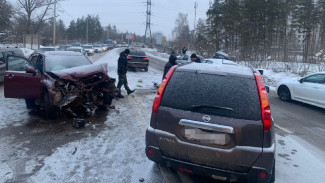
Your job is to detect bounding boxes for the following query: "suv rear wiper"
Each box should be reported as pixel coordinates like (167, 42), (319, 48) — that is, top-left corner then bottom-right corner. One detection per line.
(190, 105), (234, 111)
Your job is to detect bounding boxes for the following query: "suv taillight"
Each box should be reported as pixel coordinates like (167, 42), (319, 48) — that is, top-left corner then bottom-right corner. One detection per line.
(152, 66), (177, 114)
(255, 74), (272, 131)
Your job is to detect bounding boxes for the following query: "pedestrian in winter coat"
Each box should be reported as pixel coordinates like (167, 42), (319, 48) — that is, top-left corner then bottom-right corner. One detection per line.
(182, 47), (187, 55)
(116, 49), (135, 98)
(163, 54), (177, 79)
(190, 53), (201, 63)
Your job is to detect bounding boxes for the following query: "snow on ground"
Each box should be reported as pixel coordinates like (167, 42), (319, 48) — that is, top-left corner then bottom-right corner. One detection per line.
(276, 134), (325, 183)
(142, 48), (169, 63)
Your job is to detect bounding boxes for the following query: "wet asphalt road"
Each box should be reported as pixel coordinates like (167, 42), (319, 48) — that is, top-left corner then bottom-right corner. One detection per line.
(0, 50), (324, 183)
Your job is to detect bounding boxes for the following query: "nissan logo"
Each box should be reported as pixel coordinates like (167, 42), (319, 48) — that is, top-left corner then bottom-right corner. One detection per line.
(202, 115), (211, 122)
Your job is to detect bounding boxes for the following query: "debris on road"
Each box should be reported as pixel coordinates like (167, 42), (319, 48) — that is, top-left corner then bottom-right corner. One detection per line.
(139, 178), (144, 182)
(72, 147), (77, 155)
(72, 118), (85, 128)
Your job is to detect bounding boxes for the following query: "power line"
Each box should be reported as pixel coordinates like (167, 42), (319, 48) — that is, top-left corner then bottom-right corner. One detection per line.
(144, 0), (152, 45)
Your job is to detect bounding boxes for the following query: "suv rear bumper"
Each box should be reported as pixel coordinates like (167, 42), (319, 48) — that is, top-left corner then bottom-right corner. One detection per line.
(146, 145), (273, 183)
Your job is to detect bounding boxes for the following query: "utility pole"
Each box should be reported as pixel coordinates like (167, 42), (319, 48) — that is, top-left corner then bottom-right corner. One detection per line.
(86, 17), (88, 43)
(194, 2), (198, 31)
(144, 0), (152, 46)
(53, 0), (56, 46)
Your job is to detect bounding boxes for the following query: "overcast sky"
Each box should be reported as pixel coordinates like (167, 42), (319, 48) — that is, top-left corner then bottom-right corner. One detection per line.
(58, 0), (212, 40)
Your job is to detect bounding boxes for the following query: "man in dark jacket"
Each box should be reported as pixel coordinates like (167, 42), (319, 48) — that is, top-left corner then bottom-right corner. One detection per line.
(163, 55), (177, 79)
(182, 47), (187, 55)
(117, 49), (134, 98)
(190, 53), (201, 63)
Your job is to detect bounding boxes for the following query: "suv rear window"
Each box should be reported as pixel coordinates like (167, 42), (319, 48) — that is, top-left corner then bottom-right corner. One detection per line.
(160, 71), (261, 120)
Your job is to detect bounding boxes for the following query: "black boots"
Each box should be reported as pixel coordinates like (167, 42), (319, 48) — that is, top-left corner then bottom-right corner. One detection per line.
(127, 89), (135, 95)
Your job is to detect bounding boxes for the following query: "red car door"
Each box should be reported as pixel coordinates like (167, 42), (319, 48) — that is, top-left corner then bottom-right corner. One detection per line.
(4, 55), (41, 99)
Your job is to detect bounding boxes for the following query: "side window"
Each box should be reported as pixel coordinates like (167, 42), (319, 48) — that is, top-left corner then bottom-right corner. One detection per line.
(7, 56), (29, 71)
(0, 52), (4, 64)
(304, 74), (325, 83)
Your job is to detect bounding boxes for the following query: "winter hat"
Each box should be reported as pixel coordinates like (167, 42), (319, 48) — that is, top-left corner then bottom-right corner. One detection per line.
(125, 49), (130, 54)
(169, 54), (177, 62)
(190, 53), (197, 58)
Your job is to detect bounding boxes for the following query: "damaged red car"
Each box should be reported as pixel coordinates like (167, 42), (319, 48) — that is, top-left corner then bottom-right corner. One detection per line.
(4, 51), (117, 119)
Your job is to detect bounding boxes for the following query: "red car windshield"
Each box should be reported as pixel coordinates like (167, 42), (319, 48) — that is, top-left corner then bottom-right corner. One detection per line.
(45, 55), (91, 72)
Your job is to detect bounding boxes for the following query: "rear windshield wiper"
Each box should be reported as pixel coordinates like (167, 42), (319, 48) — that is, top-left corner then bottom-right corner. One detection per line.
(190, 105), (234, 111)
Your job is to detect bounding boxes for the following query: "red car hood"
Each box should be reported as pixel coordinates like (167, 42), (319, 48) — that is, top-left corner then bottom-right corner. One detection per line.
(50, 63), (108, 81)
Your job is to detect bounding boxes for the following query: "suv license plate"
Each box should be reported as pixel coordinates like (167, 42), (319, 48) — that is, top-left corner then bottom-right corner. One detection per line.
(184, 128), (228, 145)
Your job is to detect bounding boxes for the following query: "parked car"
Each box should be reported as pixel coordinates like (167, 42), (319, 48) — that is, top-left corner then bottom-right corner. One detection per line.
(58, 45), (70, 51)
(3, 51), (117, 119)
(201, 58), (237, 65)
(38, 46), (56, 52)
(146, 63), (275, 183)
(177, 54), (204, 64)
(66, 47), (87, 56)
(127, 50), (149, 71)
(276, 72), (325, 109)
(0, 48), (25, 82)
(93, 45), (103, 53)
(82, 45), (95, 55)
(71, 43), (82, 47)
(213, 51), (229, 60)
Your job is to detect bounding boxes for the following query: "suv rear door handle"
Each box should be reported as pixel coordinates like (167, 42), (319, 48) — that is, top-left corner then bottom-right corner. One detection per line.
(179, 119), (234, 134)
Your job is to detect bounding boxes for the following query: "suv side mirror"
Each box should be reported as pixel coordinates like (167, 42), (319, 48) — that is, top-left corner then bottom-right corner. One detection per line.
(258, 69), (264, 75)
(26, 67), (36, 74)
(299, 78), (304, 83)
(265, 86), (270, 93)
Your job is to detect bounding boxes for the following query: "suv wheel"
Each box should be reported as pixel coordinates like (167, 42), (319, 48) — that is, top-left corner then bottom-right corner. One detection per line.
(278, 85), (291, 101)
(43, 91), (57, 119)
(144, 67), (148, 72)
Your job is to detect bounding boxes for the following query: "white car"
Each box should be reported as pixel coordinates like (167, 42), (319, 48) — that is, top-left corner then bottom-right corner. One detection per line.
(276, 72), (325, 109)
(201, 58), (237, 65)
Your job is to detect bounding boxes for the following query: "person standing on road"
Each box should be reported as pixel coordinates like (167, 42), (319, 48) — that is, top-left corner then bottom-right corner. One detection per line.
(182, 47), (187, 55)
(116, 48), (135, 98)
(190, 53), (201, 63)
(163, 55), (177, 79)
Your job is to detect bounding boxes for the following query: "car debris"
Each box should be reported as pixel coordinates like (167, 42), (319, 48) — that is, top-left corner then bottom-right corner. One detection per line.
(73, 118), (85, 128)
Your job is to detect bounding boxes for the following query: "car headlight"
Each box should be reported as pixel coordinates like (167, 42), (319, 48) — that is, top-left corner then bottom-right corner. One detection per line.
(55, 80), (66, 87)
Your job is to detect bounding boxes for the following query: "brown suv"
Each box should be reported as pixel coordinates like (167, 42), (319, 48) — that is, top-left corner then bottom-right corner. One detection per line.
(145, 63), (275, 182)
(4, 51), (117, 119)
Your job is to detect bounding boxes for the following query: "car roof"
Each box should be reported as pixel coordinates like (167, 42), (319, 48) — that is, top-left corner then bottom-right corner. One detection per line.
(177, 62), (255, 78)
(67, 47), (82, 49)
(0, 48), (23, 52)
(42, 51), (84, 56)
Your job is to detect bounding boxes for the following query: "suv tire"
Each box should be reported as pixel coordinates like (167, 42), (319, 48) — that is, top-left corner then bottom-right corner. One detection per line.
(278, 85), (291, 101)
(144, 67), (148, 72)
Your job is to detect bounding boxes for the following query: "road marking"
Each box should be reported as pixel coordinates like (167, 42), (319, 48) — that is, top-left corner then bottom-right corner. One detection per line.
(128, 95), (147, 132)
(274, 124), (293, 134)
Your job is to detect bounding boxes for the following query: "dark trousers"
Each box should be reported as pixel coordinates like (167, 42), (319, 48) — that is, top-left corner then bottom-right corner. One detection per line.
(117, 74), (131, 92)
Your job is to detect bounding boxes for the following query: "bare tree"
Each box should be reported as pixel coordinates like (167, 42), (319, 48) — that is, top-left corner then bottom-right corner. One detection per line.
(172, 13), (190, 51)
(13, 0), (59, 34)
